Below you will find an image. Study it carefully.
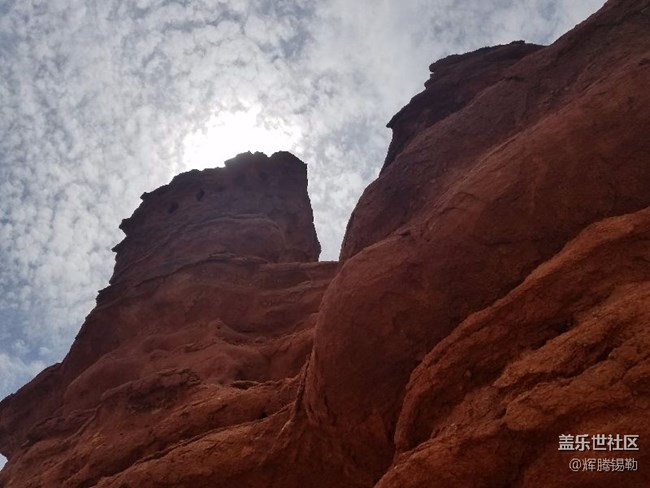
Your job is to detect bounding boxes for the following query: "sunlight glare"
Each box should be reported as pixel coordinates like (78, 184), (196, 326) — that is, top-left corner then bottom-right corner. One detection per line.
(182, 106), (302, 170)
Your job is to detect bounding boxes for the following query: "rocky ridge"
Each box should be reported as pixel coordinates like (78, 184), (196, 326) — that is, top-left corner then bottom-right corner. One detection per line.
(1, 0), (649, 486)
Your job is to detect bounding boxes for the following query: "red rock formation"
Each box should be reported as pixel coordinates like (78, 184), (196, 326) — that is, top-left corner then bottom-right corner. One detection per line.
(112, 151), (321, 285)
(382, 41), (543, 169)
(380, 207), (650, 487)
(0, 151), (336, 487)
(318, 2), (650, 483)
(2, 0), (650, 486)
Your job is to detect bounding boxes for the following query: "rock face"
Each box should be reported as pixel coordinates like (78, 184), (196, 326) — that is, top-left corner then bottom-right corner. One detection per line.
(2, 0), (650, 486)
(112, 150), (321, 284)
(0, 151), (336, 487)
(382, 41), (543, 170)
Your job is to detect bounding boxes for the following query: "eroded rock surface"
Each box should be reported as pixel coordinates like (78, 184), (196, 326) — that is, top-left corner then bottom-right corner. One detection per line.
(315, 2), (650, 484)
(0, 152), (336, 487)
(112, 150), (321, 285)
(2, 0), (650, 486)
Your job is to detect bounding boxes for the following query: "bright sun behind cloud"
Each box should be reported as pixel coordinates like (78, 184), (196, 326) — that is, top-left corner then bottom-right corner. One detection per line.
(182, 106), (303, 170)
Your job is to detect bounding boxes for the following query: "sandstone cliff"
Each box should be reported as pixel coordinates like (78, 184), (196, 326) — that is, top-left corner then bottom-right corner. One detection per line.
(0, 151), (336, 487)
(1, 0), (649, 486)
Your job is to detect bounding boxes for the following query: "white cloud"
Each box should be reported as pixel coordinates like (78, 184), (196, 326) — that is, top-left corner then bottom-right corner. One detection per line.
(0, 352), (46, 400)
(0, 0), (606, 401)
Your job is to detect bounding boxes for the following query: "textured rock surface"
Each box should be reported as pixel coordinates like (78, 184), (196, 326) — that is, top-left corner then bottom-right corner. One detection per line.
(0, 151), (336, 487)
(379, 207), (650, 488)
(318, 2), (650, 483)
(382, 41), (543, 170)
(2, 0), (650, 486)
(112, 150), (321, 284)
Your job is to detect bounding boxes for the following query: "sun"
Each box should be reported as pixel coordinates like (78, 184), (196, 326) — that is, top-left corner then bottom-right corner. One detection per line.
(182, 106), (302, 170)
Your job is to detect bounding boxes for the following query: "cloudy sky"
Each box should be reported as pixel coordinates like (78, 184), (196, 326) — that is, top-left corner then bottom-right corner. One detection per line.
(0, 0), (605, 457)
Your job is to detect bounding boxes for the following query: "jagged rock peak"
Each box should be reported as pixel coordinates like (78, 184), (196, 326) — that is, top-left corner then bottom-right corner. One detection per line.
(383, 41), (542, 170)
(110, 151), (321, 284)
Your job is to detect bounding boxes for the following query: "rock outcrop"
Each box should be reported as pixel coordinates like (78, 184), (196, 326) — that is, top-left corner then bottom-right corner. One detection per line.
(112, 151), (321, 285)
(2, 0), (650, 486)
(0, 151), (336, 487)
(382, 41), (543, 170)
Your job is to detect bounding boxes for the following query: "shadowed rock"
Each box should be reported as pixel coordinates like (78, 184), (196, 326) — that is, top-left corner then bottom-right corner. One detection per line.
(112, 151), (321, 284)
(0, 151), (335, 487)
(2, 1), (650, 486)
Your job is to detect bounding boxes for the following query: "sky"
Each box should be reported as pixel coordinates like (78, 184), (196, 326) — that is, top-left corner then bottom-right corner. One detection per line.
(0, 0), (607, 467)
